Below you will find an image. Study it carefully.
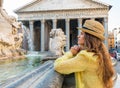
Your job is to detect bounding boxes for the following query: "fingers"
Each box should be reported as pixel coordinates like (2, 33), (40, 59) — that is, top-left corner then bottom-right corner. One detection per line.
(72, 45), (80, 51)
(70, 45), (80, 56)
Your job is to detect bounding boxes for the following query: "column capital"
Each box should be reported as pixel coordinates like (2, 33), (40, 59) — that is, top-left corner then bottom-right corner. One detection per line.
(91, 18), (95, 20)
(104, 17), (108, 23)
(78, 18), (82, 21)
(78, 18), (82, 24)
(29, 20), (34, 25)
(65, 19), (70, 22)
(41, 19), (45, 23)
(52, 19), (57, 29)
(53, 19), (57, 22)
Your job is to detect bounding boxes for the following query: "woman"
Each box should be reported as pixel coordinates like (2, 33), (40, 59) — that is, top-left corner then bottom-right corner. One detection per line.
(54, 20), (114, 88)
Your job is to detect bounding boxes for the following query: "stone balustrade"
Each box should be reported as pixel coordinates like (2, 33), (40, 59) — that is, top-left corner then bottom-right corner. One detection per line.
(1, 61), (64, 88)
(1, 56), (119, 88)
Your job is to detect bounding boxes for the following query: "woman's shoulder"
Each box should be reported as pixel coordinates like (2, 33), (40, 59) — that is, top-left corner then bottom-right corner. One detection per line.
(79, 50), (89, 54)
(78, 50), (95, 57)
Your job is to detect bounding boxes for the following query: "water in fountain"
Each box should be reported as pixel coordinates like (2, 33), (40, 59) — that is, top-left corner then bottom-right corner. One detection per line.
(22, 25), (34, 51)
(0, 53), (44, 86)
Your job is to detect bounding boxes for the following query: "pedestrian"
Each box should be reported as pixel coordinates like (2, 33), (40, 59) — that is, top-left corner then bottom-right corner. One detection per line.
(54, 20), (115, 88)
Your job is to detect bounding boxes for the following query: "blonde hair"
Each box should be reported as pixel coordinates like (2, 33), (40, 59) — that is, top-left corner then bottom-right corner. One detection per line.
(84, 32), (114, 88)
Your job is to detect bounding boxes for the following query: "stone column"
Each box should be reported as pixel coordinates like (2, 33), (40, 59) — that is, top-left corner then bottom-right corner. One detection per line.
(29, 20), (34, 51)
(104, 17), (108, 49)
(53, 19), (57, 29)
(65, 19), (70, 51)
(91, 18), (95, 20)
(41, 19), (45, 52)
(78, 18), (82, 35)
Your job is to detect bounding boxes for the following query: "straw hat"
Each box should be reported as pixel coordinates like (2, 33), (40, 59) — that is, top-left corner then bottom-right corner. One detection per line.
(77, 20), (105, 40)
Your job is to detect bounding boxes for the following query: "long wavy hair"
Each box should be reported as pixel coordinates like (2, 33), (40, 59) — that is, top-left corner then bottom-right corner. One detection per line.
(84, 32), (114, 88)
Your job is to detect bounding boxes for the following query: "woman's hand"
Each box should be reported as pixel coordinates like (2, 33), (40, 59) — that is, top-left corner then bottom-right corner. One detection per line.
(70, 45), (81, 56)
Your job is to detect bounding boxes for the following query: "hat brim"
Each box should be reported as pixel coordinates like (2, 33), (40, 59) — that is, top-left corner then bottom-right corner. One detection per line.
(77, 27), (105, 41)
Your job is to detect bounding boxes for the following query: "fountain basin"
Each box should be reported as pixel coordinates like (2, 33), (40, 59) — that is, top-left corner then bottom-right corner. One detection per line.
(0, 54), (43, 86)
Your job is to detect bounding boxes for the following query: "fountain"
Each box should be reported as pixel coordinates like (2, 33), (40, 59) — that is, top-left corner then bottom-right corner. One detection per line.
(0, 0), (64, 86)
(0, 12), (45, 85)
(0, 0), (26, 60)
(21, 25), (33, 51)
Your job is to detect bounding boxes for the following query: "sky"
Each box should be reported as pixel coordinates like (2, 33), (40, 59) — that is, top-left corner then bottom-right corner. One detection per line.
(2, 0), (120, 31)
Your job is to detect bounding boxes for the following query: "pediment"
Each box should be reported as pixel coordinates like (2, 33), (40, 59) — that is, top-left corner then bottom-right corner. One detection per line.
(15, 0), (111, 13)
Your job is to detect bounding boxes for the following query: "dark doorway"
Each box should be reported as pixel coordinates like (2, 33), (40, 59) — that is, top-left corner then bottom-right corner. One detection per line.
(57, 19), (65, 33)
(95, 18), (104, 24)
(70, 19), (78, 47)
(34, 21), (41, 51)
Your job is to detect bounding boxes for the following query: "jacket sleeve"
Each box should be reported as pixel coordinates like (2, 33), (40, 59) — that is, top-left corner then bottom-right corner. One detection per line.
(54, 51), (74, 63)
(54, 51), (88, 74)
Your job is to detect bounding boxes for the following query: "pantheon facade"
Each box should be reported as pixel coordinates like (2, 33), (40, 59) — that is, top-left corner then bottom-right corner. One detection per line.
(15, 0), (111, 52)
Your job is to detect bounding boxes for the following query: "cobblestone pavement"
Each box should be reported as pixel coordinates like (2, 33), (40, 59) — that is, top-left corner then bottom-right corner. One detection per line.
(114, 61), (120, 88)
(114, 61), (120, 74)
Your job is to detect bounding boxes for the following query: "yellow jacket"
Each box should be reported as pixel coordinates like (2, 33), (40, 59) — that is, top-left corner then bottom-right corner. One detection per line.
(54, 50), (104, 88)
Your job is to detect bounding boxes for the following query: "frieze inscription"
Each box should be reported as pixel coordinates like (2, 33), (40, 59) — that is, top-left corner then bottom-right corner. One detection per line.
(18, 9), (108, 20)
